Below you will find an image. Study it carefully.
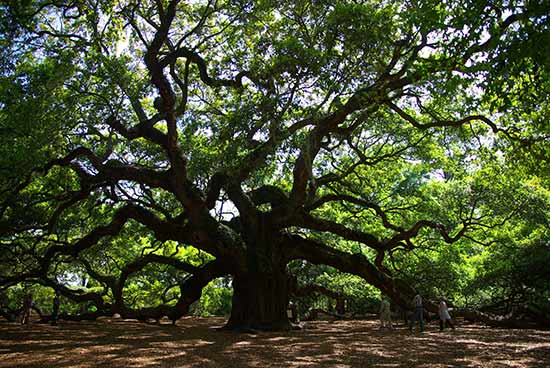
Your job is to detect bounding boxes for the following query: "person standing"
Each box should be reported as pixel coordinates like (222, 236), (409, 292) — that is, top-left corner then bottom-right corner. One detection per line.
(51, 293), (60, 326)
(409, 292), (424, 332)
(438, 298), (456, 331)
(21, 293), (33, 325)
(379, 296), (393, 330)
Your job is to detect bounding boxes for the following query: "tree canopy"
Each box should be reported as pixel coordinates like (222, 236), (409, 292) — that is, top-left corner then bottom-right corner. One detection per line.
(1, 0), (549, 330)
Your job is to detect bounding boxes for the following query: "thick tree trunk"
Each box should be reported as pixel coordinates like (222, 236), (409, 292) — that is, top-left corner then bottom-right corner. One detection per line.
(222, 214), (293, 331)
(225, 268), (292, 331)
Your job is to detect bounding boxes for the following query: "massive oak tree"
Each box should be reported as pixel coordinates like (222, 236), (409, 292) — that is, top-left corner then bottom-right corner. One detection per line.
(1, 0), (549, 330)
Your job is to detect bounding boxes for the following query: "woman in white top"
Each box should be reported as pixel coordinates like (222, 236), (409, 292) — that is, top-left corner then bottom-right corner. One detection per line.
(379, 297), (393, 329)
(438, 299), (456, 331)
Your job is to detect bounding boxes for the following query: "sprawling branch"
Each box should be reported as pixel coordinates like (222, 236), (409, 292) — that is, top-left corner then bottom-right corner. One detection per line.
(0, 203), (238, 289)
(119, 259), (229, 321)
(384, 220), (467, 249)
(1, 147), (103, 216)
(161, 47), (249, 88)
(302, 193), (468, 266)
(305, 194), (403, 232)
(40, 205), (141, 267)
(141, 0), (191, 196)
(39, 277), (107, 310)
(289, 76), (410, 207)
(386, 101), (500, 132)
(37, 258), (229, 324)
(107, 115), (169, 147)
(291, 212), (384, 251)
(286, 234), (414, 309)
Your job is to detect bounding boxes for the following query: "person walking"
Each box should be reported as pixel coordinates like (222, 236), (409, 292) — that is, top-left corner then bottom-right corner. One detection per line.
(51, 293), (60, 326)
(438, 298), (456, 331)
(409, 292), (424, 332)
(379, 296), (393, 330)
(21, 293), (33, 325)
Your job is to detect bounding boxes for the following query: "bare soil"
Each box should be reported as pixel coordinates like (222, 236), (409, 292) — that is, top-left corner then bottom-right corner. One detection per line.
(1, 317), (549, 367)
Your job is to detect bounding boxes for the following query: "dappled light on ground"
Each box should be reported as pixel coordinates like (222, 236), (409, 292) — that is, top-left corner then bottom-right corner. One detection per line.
(1, 318), (549, 367)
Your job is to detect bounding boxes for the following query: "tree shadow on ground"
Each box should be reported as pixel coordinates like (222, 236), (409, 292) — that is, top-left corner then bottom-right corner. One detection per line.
(1, 318), (549, 367)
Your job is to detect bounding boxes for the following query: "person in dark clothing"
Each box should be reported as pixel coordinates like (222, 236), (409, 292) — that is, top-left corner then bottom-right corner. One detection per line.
(21, 293), (33, 325)
(51, 294), (60, 326)
(409, 293), (424, 332)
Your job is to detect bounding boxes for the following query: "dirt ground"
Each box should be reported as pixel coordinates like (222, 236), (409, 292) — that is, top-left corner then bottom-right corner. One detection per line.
(1, 317), (549, 367)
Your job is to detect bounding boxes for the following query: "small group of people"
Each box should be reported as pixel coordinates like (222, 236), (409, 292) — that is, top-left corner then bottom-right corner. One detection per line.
(379, 292), (456, 332)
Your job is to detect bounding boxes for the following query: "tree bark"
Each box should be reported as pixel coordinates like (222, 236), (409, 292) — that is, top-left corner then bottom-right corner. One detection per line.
(225, 266), (292, 331)
(221, 213), (293, 331)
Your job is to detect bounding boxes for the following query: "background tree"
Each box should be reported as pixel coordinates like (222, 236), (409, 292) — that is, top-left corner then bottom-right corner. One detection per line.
(1, 0), (549, 330)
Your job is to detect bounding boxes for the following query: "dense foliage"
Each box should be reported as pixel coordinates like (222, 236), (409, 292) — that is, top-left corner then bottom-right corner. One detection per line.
(1, 0), (549, 329)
